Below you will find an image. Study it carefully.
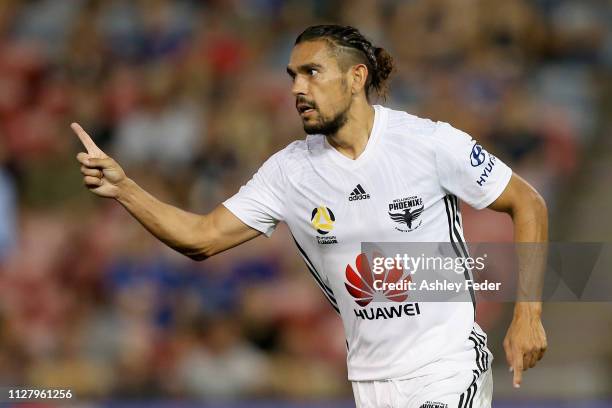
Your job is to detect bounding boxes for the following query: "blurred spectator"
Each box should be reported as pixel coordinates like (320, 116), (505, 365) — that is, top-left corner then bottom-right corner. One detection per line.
(175, 316), (270, 400)
(112, 64), (204, 179)
(0, 143), (17, 261)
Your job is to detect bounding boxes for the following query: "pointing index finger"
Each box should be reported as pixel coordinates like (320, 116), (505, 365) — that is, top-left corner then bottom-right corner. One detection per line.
(71, 122), (105, 158)
(512, 354), (523, 388)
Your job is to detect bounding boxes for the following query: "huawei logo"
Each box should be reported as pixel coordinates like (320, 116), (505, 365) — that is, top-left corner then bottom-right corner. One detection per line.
(344, 253), (411, 307)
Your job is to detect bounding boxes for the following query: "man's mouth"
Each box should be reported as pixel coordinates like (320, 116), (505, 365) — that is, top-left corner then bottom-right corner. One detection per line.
(297, 103), (316, 115)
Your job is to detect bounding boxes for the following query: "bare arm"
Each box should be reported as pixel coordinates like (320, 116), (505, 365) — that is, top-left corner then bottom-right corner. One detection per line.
(72, 123), (261, 261)
(488, 173), (548, 388)
(116, 181), (260, 260)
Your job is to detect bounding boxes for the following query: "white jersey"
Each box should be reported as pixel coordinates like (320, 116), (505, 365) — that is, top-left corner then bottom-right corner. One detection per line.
(223, 105), (512, 381)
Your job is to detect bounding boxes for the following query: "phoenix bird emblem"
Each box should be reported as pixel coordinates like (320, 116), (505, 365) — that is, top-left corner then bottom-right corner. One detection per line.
(388, 205), (424, 229)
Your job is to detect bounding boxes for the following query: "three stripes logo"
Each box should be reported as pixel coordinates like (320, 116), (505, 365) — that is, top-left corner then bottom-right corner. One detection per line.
(457, 329), (489, 408)
(348, 184), (370, 201)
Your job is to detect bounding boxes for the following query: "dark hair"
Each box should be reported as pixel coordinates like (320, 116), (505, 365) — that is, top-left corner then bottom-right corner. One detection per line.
(295, 24), (394, 100)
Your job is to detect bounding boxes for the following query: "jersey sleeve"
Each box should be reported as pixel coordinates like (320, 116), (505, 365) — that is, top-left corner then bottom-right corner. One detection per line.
(222, 152), (286, 237)
(433, 122), (512, 210)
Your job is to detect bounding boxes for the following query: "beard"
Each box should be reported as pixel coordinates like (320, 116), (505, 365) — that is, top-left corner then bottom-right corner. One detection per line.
(302, 103), (350, 136)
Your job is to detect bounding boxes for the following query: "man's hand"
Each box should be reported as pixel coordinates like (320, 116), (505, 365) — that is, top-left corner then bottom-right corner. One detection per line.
(72, 122), (127, 198)
(70, 122), (260, 260)
(503, 303), (547, 389)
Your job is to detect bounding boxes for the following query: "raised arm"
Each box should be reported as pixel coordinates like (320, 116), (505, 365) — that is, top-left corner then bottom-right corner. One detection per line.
(72, 123), (261, 261)
(488, 173), (548, 389)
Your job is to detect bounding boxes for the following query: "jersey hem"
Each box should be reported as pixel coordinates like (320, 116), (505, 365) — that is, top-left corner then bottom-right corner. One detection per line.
(221, 202), (275, 237)
(472, 167), (512, 210)
(347, 359), (475, 382)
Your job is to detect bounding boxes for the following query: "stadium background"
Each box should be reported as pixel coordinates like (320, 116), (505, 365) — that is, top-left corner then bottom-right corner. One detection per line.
(0, 0), (611, 406)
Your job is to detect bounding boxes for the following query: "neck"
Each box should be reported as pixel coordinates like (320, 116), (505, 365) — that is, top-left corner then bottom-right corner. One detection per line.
(326, 99), (375, 160)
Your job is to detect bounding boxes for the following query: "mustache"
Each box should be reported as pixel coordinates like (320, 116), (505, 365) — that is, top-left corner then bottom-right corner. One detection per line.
(296, 96), (316, 109)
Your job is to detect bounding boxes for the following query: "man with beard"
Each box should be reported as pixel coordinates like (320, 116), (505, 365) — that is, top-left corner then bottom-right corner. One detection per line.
(74, 25), (547, 407)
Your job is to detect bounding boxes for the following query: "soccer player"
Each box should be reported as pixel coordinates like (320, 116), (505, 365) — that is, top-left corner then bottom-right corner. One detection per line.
(74, 25), (547, 407)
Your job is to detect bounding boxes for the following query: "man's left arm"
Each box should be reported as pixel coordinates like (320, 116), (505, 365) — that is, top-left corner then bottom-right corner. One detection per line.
(488, 173), (548, 389)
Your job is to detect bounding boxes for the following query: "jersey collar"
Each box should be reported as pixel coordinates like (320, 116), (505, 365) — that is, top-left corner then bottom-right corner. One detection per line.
(321, 105), (387, 169)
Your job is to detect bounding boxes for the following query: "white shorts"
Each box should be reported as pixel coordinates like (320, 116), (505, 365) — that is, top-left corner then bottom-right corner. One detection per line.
(351, 368), (493, 408)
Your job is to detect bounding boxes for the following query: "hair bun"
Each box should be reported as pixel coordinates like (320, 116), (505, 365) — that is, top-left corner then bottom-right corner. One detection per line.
(372, 47), (394, 99)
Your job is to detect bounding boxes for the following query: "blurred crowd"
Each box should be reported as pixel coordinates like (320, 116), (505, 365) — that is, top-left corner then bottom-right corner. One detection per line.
(0, 0), (610, 401)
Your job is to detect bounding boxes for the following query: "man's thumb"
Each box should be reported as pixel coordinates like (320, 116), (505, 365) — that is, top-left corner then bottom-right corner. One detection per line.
(86, 157), (114, 168)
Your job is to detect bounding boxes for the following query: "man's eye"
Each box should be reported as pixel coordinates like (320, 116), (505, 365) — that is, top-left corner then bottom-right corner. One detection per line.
(309, 69), (318, 76)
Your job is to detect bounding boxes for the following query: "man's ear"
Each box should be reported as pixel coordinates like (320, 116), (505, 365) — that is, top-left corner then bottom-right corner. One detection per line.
(350, 63), (369, 94)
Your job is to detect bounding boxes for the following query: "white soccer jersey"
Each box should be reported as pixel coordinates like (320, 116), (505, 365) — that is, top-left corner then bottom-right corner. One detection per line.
(223, 105), (512, 381)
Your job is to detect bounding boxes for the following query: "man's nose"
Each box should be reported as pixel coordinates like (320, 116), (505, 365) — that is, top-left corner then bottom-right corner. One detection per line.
(291, 75), (308, 96)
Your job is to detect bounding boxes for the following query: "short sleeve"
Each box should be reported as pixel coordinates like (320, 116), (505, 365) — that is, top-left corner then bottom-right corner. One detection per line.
(434, 122), (512, 210)
(222, 152), (286, 237)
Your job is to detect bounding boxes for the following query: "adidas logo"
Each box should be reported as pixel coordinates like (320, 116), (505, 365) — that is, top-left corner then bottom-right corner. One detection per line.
(348, 184), (370, 201)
